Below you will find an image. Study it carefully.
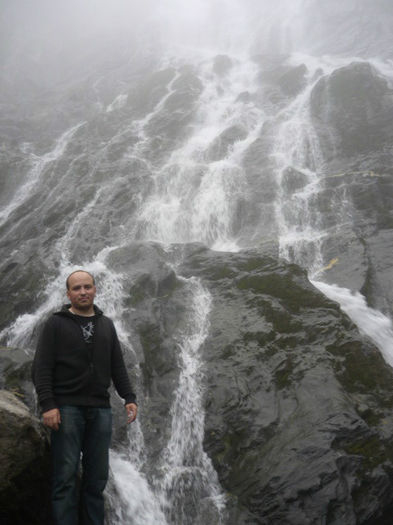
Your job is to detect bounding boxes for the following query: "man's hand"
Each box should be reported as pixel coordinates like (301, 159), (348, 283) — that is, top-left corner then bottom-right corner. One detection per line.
(42, 408), (61, 431)
(126, 403), (137, 423)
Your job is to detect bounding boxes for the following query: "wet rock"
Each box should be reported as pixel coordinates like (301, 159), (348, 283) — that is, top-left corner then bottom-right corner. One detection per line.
(127, 67), (177, 118)
(106, 242), (191, 461)
(281, 166), (309, 194)
(0, 254), (50, 333)
(0, 346), (35, 409)
(213, 55), (233, 76)
(278, 63), (307, 97)
(255, 58), (307, 102)
(205, 125), (248, 162)
(145, 68), (203, 146)
(0, 390), (51, 525)
(310, 62), (393, 162)
(308, 170), (393, 315)
(181, 248), (393, 525)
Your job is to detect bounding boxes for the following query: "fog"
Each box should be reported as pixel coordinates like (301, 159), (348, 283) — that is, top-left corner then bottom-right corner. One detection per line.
(1, 0), (256, 63)
(2, 0), (393, 90)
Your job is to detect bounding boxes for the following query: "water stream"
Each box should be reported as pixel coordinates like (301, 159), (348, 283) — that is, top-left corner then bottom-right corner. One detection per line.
(2, 1), (393, 523)
(270, 52), (393, 367)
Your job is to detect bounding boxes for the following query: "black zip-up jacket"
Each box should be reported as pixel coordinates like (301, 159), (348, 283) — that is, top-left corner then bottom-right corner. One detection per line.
(32, 304), (136, 413)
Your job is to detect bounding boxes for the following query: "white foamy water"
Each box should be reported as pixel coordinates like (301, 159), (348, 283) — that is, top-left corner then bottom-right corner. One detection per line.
(134, 56), (263, 251)
(109, 451), (168, 525)
(156, 278), (225, 522)
(271, 52), (393, 368)
(106, 93), (128, 113)
(313, 281), (393, 367)
(271, 53), (345, 273)
(108, 277), (225, 525)
(0, 122), (85, 227)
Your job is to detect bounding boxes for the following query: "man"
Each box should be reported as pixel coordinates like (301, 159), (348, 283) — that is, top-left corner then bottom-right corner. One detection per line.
(33, 270), (137, 525)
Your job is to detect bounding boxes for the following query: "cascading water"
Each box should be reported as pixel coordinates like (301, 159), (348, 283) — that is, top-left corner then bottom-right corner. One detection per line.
(269, 52), (393, 366)
(2, 0), (393, 523)
(133, 57), (263, 250)
(107, 277), (225, 525)
(154, 278), (225, 524)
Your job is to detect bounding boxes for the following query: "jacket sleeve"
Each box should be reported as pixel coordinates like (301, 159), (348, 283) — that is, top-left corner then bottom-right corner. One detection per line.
(110, 322), (137, 405)
(32, 317), (58, 413)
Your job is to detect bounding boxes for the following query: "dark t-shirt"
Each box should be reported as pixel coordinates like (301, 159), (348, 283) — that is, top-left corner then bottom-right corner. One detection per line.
(72, 314), (96, 348)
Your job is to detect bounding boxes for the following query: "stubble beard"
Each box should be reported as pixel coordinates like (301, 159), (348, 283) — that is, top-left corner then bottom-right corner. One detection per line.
(74, 297), (94, 312)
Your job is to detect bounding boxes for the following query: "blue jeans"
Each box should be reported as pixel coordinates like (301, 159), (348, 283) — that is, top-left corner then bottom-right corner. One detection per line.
(51, 406), (112, 525)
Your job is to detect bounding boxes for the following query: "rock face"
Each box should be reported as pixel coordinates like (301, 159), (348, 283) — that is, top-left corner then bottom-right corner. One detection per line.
(301, 61), (393, 316)
(0, 346), (35, 407)
(2, 246), (393, 524)
(310, 62), (393, 164)
(0, 389), (51, 525)
(179, 248), (393, 524)
(2, 3), (393, 523)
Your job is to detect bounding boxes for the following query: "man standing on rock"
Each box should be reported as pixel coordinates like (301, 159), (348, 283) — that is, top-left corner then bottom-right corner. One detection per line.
(32, 269), (137, 525)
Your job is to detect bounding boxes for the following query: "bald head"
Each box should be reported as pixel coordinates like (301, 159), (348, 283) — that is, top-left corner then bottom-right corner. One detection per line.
(66, 270), (95, 290)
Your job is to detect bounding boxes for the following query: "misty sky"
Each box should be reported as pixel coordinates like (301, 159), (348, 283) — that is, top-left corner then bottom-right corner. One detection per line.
(1, 0), (393, 93)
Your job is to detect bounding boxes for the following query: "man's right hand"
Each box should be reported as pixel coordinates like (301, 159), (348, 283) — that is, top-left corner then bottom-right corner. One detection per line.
(43, 408), (61, 431)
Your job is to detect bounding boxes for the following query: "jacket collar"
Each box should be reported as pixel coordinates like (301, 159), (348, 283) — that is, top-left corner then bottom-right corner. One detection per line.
(55, 304), (103, 317)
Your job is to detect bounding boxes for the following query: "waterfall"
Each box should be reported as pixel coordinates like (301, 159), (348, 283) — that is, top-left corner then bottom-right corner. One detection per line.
(311, 281), (393, 367)
(270, 52), (393, 367)
(133, 57), (263, 251)
(0, 122), (86, 227)
(105, 278), (225, 525)
(2, 249), (225, 524)
(154, 278), (225, 524)
(2, 1), (393, 523)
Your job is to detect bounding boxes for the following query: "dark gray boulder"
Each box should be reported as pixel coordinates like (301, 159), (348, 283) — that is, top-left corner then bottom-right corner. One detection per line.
(205, 124), (249, 162)
(278, 63), (308, 97)
(0, 346), (35, 408)
(0, 389), (51, 525)
(310, 62), (393, 164)
(180, 248), (393, 524)
(313, 170), (393, 316)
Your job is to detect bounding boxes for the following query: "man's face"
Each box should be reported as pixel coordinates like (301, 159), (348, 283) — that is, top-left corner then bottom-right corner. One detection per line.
(66, 272), (96, 312)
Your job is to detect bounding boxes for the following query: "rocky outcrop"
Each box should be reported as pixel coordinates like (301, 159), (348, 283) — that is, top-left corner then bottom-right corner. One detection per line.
(0, 389), (51, 525)
(310, 62), (393, 164)
(180, 247), (393, 524)
(205, 124), (248, 162)
(2, 245), (393, 524)
(103, 242), (393, 523)
(0, 346), (35, 408)
(312, 169), (393, 316)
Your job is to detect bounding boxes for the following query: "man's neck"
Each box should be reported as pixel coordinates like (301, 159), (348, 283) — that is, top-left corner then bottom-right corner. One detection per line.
(69, 306), (95, 317)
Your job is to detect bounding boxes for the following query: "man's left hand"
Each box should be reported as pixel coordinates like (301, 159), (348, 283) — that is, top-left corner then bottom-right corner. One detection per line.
(126, 403), (137, 423)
